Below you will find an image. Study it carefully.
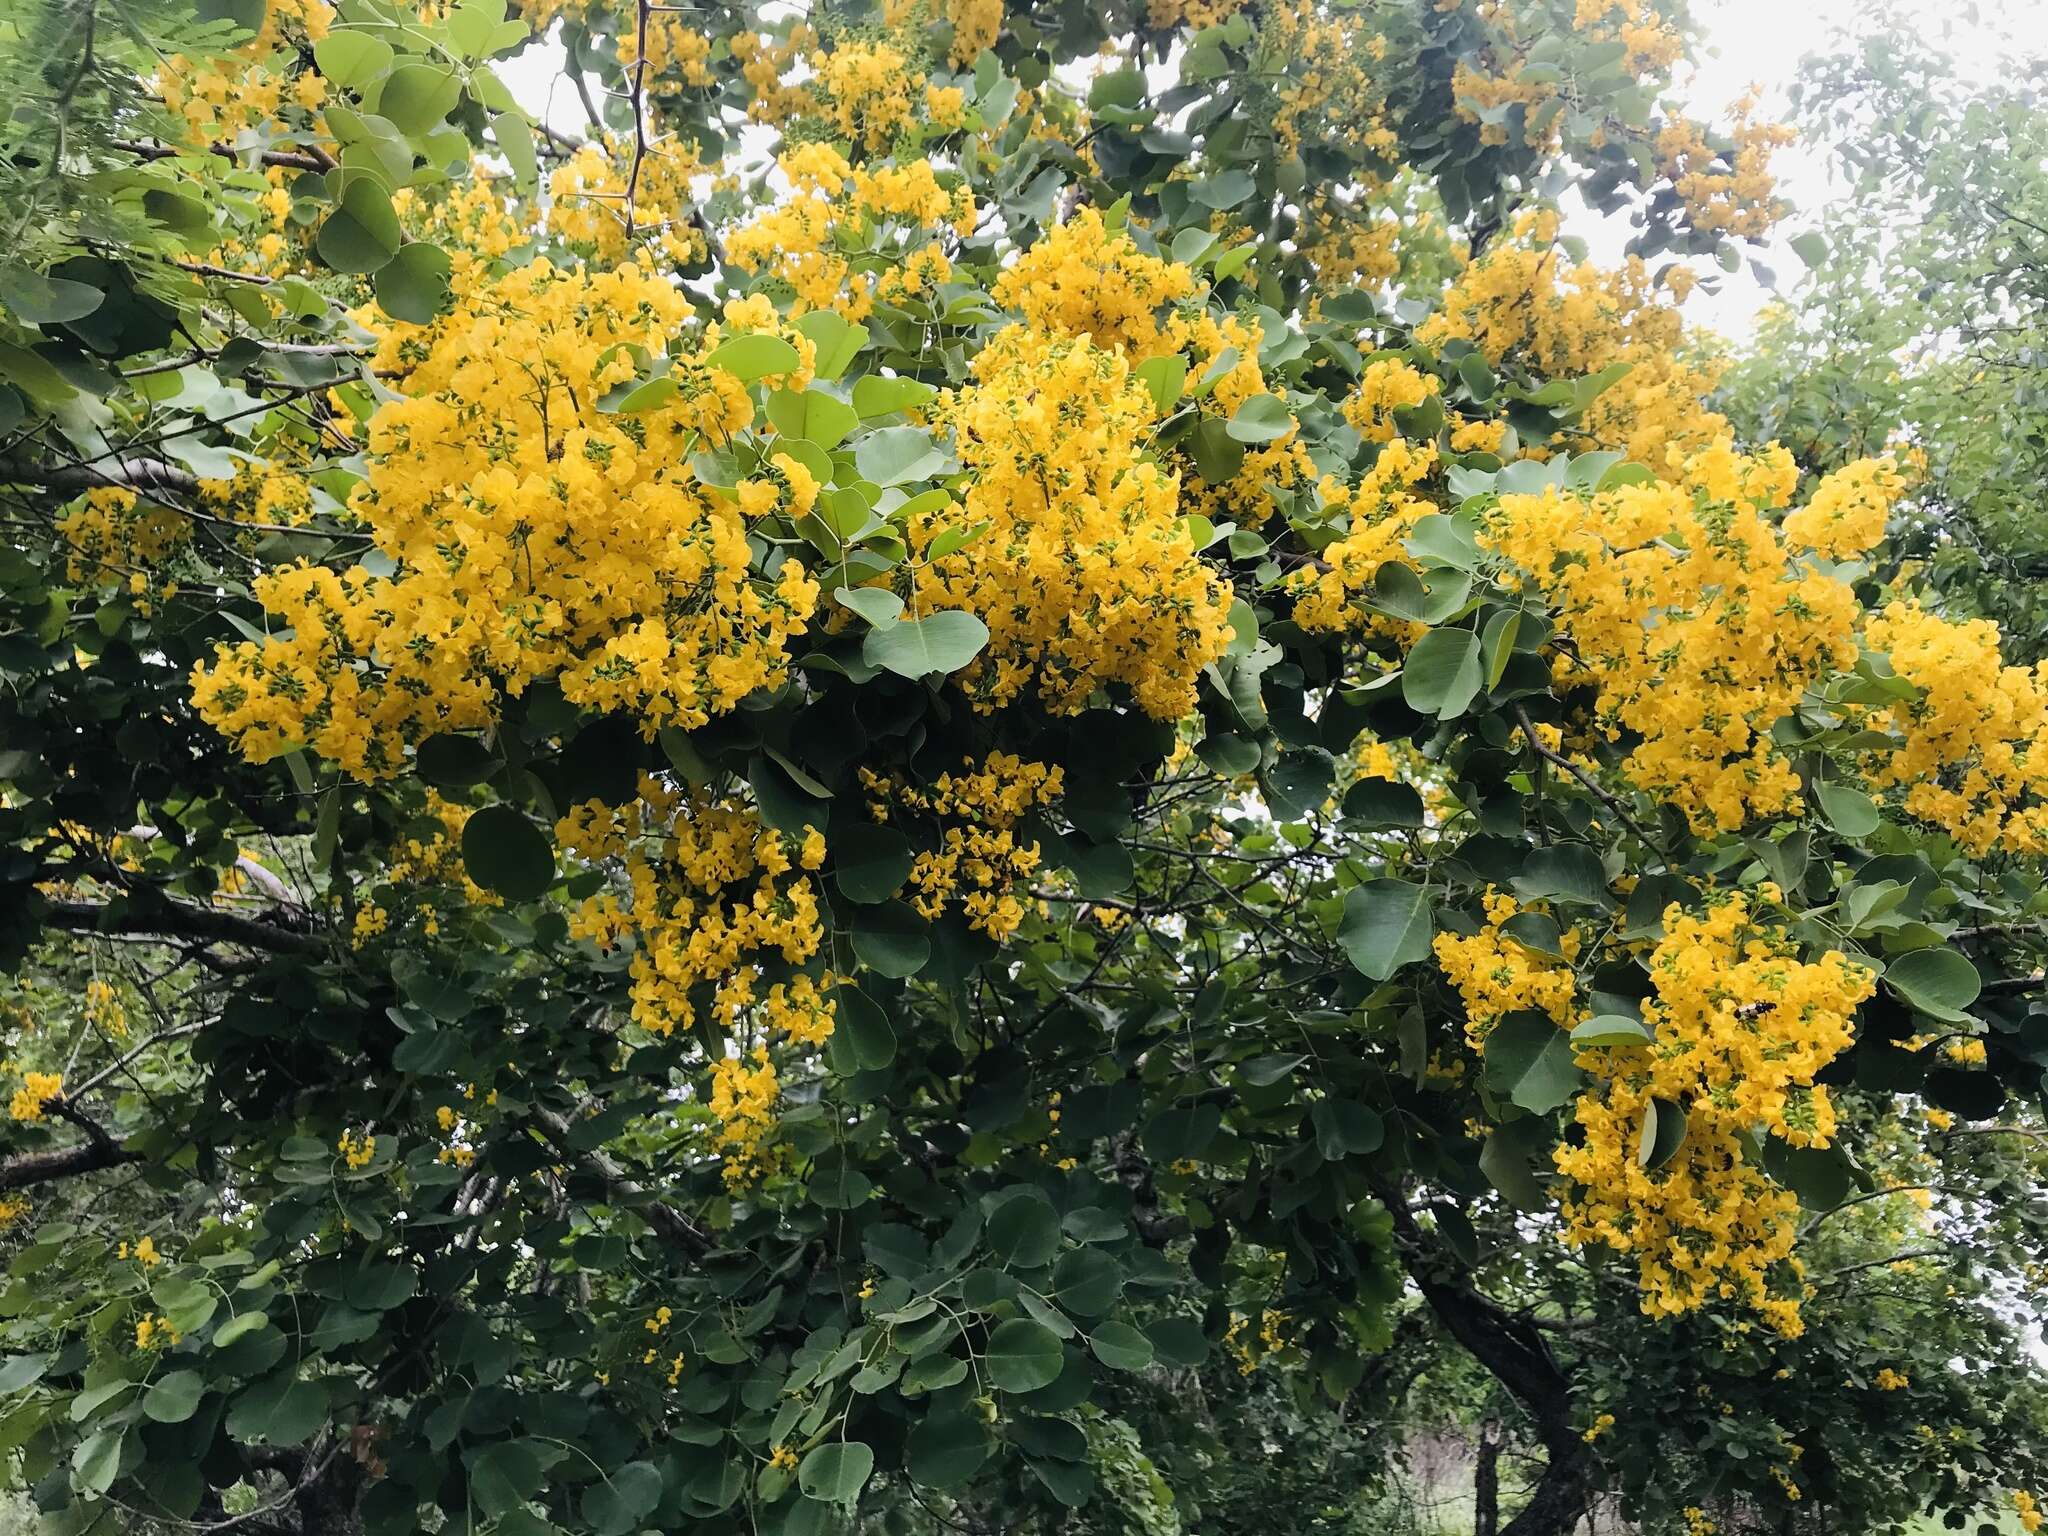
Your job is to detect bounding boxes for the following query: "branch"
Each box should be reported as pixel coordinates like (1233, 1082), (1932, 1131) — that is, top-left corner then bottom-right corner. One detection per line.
(2, 455), (201, 496)
(41, 897), (327, 956)
(1513, 704), (1669, 859)
(113, 136), (336, 173)
(0, 1098), (141, 1190)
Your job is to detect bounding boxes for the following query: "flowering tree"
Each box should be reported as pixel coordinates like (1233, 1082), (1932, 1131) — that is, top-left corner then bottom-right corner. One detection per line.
(0, 0), (2045, 1533)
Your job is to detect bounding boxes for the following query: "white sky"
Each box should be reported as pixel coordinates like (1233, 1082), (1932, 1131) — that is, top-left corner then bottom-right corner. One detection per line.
(1599, 0), (2048, 338)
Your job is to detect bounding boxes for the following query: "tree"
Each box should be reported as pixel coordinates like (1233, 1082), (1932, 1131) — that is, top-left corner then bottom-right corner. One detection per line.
(0, 0), (2044, 1534)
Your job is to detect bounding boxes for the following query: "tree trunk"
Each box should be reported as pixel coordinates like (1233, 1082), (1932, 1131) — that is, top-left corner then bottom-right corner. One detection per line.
(1475, 1418), (1502, 1536)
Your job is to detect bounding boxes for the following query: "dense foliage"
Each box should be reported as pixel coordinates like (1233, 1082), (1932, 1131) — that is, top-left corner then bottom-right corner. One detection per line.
(0, 0), (2044, 1533)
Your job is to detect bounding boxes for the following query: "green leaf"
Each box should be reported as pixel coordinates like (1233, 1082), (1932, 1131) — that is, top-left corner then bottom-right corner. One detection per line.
(853, 425), (951, 485)
(1088, 1321), (1154, 1372)
(142, 1370), (204, 1424)
(1225, 393), (1294, 444)
(374, 242), (453, 325)
(1311, 1098), (1384, 1160)
(1133, 354), (1186, 413)
(828, 986), (896, 1071)
(317, 179), (402, 275)
(581, 1462), (662, 1536)
(493, 110), (537, 192)
(226, 1375), (327, 1445)
(468, 1440), (547, 1517)
(1513, 844), (1611, 907)
(1338, 879), (1433, 980)
(851, 374), (937, 418)
(834, 587), (904, 627)
(1401, 629), (1484, 718)
(833, 822), (914, 904)
(1188, 416), (1245, 482)
(706, 333), (803, 381)
(1191, 169), (1256, 209)
(1482, 1013), (1584, 1114)
(1884, 949), (1980, 1022)
(798, 1443), (874, 1504)
(313, 30), (395, 90)
(461, 805), (554, 901)
(1814, 781), (1880, 838)
(987, 1193), (1061, 1268)
(378, 63), (462, 136)
(1636, 1096), (1687, 1171)
(766, 387), (858, 449)
(985, 1319), (1063, 1391)
(906, 1408), (992, 1489)
(1789, 231), (1828, 270)
(73, 1430), (124, 1496)
(847, 900), (930, 978)
(796, 310), (868, 380)
(862, 611), (989, 679)
(1570, 1015), (1652, 1048)
(0, 266), (104, 326)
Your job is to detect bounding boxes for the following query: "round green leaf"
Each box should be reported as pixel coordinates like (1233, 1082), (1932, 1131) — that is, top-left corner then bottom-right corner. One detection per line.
(986, 1193), (1060, 1269)
(313, 30), (396, 89)
(797, 1442), (874, 1505)
(142, 1370), (204, 1424)
(461, 805), (555, 901)
(1401, 628), (1484, 719)
(906, 1408), (991, 1489)
(985, 1318), (1063, 1392)
(833, 822), (914, 904)
(847, 899), (930, 978)
(317, 179), (402, 275)
(863, 611), (990, 680)
(1338, 878), (1433, 981)
(1885, 948), (1980, 1022)
(1225, 393), (1295, 444)
(705, 333), (803, 381)
(378, 63), (463, 136)
(374, 242), (453, 325)
(1087, 1321), (1154, 1372)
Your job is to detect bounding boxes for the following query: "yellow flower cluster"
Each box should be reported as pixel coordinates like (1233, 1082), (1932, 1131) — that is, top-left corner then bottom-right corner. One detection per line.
(618, 14), (714, 85)
(1874, 1367), (1910, 1391)
(133, 1313), (180, 1350)
(546, 136), (708, 269)
(1654, 93), (1793, 240)
(1222, 1309), (1292, 1375)
(879, 0), (1001, 64)
(2015, 1490), (2043, 1534)
(8, 1071), (62, 1123)
(863, 753), (1064, 939)
(1418, 213), (1726, 473)
(926, 325), (1233, 719)
(193, 263), (820, 778)
(706, 1046), (779, 1188)
(155, 0), (332, 151)
(1484, 442), (1863, 833)
(337, 1129), (376, 1169)
(811, 39), (922, 149)
(1857, 603), (2048, 853)
(557, 780), (832, 1044)
(1344, 358), (1440, 445)
(120, 1235), (161, 1267)
(1289, 438), (1440, 636)
(56, 488), (189, 586)
(726, 145), (975, 321)
(84, 979), (129, 1038)
(1432, 889), (1584, 1050)
(0, 1195), (26, 1231)
(990, 208), (1195, 358)
(1781, 455), (1906, 559)
(1256, 0), (1402, 166)
(1553, 893), (1875, 1334)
